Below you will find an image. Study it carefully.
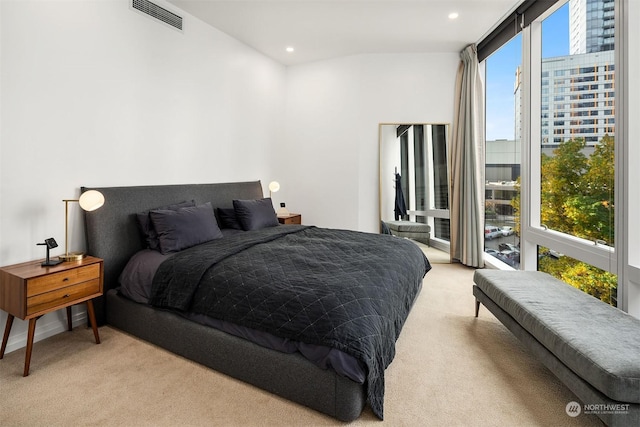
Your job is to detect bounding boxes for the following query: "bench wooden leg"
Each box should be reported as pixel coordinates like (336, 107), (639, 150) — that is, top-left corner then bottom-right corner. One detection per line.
(475, 300), (480, 317)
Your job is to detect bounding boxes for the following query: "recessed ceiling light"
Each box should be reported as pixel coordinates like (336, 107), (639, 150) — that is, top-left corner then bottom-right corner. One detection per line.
(448, 12), (459, 20)
(286, 46), (295, 53)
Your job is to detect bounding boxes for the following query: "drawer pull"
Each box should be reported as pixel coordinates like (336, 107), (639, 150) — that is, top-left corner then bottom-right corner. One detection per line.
(62, 294), (70, 298)
(63, 278), (69, 282)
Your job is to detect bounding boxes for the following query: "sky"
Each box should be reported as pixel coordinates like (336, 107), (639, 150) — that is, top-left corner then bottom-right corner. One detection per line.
(485, 3), (570, 141)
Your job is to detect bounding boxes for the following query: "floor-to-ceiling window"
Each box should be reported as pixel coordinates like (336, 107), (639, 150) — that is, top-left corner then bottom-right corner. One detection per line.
(481, 0), (619, 307)
(484, 35), (522, 268)
(534, 0), (617, 306)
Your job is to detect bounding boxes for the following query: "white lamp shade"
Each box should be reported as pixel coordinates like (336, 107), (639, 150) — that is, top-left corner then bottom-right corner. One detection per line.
(268, 181), (280, 193)
(78, 190), (105, 211)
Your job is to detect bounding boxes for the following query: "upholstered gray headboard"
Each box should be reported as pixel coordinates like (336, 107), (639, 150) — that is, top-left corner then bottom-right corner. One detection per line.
(81, 181), (264, 324)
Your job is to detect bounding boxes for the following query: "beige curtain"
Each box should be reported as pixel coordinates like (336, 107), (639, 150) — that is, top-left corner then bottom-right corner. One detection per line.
(450, 44), (485, 268)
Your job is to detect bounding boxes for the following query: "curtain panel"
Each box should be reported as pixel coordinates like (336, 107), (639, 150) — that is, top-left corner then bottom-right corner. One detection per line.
(450, 44), (485, 268)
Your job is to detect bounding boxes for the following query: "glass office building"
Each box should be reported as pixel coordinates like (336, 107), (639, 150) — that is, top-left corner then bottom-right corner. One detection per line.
(570, 0), (615, 54)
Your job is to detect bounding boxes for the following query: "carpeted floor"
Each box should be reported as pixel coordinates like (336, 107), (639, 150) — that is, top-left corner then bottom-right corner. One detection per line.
(417, 243), (451, 264)
(0, 262), (602, 426)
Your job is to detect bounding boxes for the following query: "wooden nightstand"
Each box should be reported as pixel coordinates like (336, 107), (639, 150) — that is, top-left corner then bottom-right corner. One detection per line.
(278, 213), (302, 225)
(0, 256), (103, 376)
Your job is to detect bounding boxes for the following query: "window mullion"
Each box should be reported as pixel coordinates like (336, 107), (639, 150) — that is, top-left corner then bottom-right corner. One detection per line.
(614, 0), (628, 311)
(521, 22), (542, 271)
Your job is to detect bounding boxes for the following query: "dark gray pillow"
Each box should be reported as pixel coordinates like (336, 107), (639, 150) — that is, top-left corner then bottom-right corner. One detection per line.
(216, 207), (243, 230)
(233, 198), (279, 231)
(149, 202), (223, 254)
(136, 200), (195, 250)
(118, 249), (169, 304)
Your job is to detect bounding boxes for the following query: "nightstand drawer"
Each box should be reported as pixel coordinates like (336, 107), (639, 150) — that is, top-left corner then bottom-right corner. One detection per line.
(27, 264), (100, 297)
(27, 278), (101, 315)
(278, 214), (302, 225)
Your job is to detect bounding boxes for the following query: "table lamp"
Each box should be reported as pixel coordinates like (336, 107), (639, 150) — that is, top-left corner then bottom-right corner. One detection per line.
(268, 181), (289, 217)
(59, 190), (105, 261)
(268, 181), (280, 198)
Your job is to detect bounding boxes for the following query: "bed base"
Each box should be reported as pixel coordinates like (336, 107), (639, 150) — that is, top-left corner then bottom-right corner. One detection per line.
(107, 290), (365, 421)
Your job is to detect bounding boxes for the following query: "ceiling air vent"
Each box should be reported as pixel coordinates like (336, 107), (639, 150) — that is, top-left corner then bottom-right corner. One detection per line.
(131, 0), (183, 32)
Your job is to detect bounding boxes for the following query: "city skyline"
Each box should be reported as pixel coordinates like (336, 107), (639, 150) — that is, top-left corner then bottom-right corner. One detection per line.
(485, 2), (570, 141)
(486, 1), (614, 144)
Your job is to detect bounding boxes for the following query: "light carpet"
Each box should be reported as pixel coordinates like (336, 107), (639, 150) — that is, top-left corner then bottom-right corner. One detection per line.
(0, 262), (601, 426)
(417, 244), (450, 264)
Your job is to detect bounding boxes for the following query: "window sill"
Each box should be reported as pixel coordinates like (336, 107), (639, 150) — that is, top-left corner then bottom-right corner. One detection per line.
(484, 253), (517, 270)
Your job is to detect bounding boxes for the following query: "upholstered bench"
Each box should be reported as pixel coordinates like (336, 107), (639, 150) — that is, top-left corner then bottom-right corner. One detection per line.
(384, 221), (430, 245)
(473, 270), (640, 427)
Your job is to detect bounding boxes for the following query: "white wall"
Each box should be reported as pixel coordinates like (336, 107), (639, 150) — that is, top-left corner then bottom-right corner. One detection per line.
(280, 53), (459, 232)
(278, 56), (362, 230)
(0, 0), (285, 353)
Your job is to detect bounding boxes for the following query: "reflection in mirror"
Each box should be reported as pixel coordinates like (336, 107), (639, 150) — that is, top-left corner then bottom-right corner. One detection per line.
(379, 123), (451, 257)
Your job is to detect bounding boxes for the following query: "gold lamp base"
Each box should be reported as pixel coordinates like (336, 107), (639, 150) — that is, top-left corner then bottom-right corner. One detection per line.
(58, 252), (86, 262)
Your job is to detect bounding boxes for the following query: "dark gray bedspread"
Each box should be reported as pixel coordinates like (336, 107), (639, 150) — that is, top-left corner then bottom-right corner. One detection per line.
(150, 225), (430, 419)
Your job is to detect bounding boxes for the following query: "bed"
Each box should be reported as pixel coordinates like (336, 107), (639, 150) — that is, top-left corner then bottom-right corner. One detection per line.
(82, 181), (431, 421)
